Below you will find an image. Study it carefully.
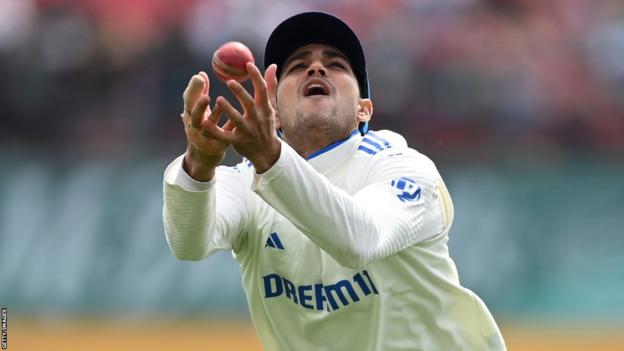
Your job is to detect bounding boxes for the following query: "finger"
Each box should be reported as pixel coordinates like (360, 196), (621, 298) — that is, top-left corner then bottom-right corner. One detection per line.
(226, 80), (254, 115)
(264, 64), (278, 110)
(207, 100), (223, 124)
(216, 96), (246, 129)
(191, 95), (210, 128)
(247, 62), (269, 108)
(198, 71), (212, 117)
(198, 71), (210, 95)
(201, 119), (238, 144)
(183, 74), (206, 114)
(222, 119), (235, 131)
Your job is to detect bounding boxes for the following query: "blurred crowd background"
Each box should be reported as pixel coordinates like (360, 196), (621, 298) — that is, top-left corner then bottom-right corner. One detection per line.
(1, 0), (623, 159)
(1, 0), (623, 350)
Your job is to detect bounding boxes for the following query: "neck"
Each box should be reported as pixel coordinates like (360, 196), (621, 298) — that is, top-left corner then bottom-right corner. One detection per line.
(283, 127), (356, 159)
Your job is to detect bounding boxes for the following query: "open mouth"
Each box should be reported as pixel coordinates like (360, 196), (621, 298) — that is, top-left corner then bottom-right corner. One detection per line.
(303, 79), (330, 97)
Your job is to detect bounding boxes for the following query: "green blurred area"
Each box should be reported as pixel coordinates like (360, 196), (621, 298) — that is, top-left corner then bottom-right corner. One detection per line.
(1, 152), (622, 321)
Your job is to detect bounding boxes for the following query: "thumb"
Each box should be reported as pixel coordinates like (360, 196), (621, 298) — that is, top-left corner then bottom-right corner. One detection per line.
(183, 73), (207, 114)
(198, 71), (210, 95)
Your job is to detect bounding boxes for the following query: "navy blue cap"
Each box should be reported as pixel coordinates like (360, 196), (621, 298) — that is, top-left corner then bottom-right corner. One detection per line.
(264, 12), (371, 134)
(264, 12), (370, 99)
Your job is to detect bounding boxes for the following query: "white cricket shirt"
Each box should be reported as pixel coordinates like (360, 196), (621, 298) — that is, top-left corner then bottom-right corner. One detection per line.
(163, 130), (506, 350)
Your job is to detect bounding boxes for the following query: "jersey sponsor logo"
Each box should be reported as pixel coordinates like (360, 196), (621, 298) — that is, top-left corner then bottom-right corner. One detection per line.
(391, 177), (422, 202)
(357, 131), (392, 155)
(262, 270), (378, 311)
(265, 232), (285, 250)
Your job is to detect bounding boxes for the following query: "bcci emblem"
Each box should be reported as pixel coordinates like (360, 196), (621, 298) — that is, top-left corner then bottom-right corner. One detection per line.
(390, 177), (422, 203)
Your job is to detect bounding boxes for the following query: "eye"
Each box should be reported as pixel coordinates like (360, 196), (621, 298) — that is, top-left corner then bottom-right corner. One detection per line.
(328, 61), (346, 69)
(288, 63), (306, 73)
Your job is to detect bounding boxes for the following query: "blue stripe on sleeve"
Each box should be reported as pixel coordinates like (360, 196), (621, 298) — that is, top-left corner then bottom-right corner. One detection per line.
(361, 138), (383, 151)
(357, 145), (377, 155)
(368, 131), (391, 148)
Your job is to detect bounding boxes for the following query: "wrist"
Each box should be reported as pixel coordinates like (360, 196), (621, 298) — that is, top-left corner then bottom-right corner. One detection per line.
(183, 146), (222, 182)
(252, 140), (282, 174)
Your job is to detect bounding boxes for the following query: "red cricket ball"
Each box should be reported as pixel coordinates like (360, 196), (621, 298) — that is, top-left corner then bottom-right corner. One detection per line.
(212, 41), (255, 83)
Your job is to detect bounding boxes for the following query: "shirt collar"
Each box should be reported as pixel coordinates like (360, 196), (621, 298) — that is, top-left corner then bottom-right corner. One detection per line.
(306, 130), (360, 172)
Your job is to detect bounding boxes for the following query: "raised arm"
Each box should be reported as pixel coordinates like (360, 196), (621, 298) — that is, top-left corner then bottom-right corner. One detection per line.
(252, 142), (453, 269)
(163, 72), (249, 260)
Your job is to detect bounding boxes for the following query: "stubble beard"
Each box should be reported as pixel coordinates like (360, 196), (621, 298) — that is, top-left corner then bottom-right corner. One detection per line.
(283, 106), (356, 158)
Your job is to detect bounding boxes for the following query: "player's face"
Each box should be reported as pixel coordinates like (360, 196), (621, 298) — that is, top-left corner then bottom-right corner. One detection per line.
(275, 44), (370, 144)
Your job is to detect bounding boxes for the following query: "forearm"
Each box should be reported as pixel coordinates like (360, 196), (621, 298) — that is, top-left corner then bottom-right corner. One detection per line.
(164, 156), (217, 260)
(163, 155), (250, 260)
(252, 143), (429, 269)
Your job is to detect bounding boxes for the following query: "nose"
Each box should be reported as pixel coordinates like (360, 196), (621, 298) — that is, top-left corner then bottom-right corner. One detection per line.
(306, 61), (326, 77)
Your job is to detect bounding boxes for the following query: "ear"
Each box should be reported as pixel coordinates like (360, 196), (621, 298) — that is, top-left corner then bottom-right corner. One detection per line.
(357, 98), (373, 123)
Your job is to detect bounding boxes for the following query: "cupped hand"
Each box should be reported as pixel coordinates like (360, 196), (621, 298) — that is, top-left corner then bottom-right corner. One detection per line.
(181, 71), (234, 181)
(201, 63), (281, 174)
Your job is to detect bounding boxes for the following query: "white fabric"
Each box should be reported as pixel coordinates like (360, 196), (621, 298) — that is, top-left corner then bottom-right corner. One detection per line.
(163, 130), (506, 350)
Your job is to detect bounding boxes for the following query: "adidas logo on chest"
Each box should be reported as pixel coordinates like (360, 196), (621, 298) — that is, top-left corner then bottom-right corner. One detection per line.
(264, 232), (285, 250)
